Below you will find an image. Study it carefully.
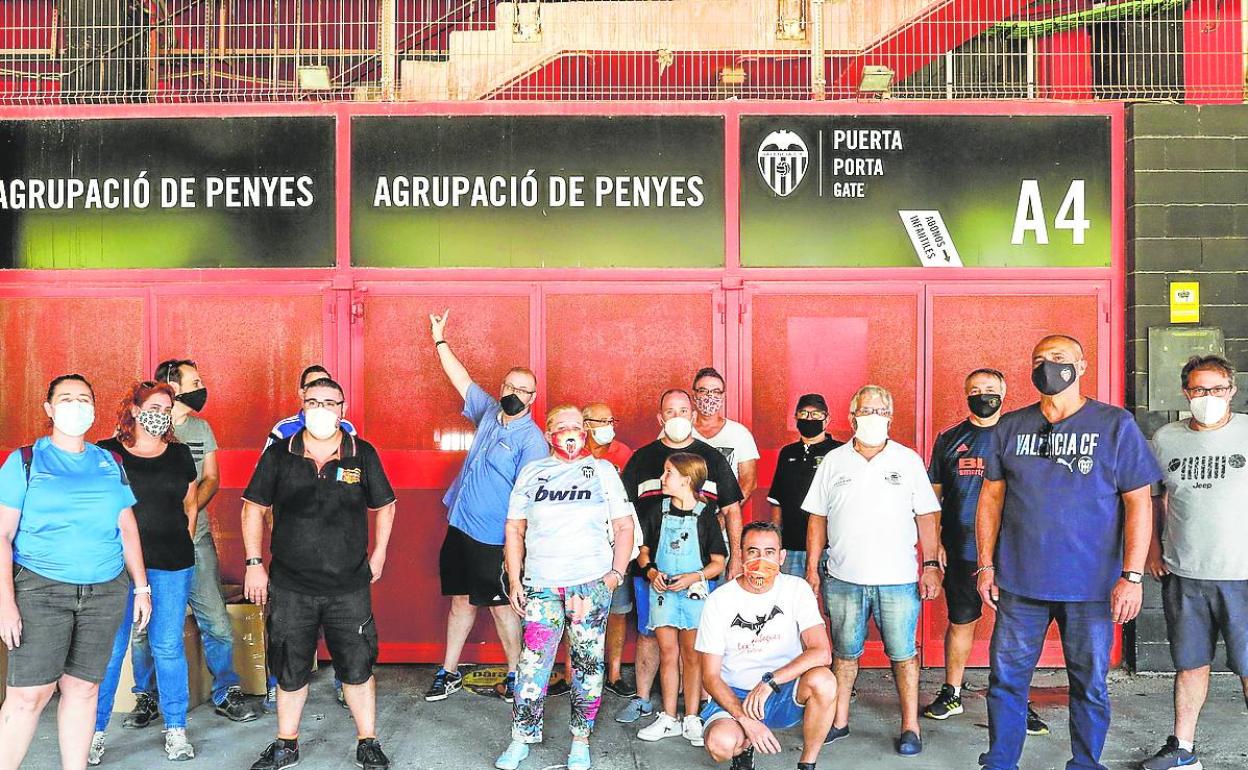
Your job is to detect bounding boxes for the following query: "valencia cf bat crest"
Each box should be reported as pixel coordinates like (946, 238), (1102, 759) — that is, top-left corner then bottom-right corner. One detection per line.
(730, 606), (783, 636)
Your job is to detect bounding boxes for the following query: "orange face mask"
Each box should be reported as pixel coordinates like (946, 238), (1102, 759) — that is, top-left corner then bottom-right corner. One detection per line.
(743, 557), (781, 586)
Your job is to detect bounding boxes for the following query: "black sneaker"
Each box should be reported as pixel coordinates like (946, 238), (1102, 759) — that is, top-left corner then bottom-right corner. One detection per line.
(121, 692), (159, 729)
(824, 724), (850, 745)
(729, 746), (755, 770)
(923, 684), (964, 720)
(1141, 736), (1202, 770)
(355, 738), (390, 770)
(605, 677), (637, 698)
(215, 686), (259, 722)
(547, 678), (571, 698)
(424, 668), (462, 702)
(250, 739), (300, 770)
(1026, 705), (1050, 736)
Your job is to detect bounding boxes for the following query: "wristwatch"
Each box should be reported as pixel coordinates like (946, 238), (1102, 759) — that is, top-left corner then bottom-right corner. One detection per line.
(133, 585), (152, 596)
(245, 557), (264, 567)
(761, 671), (781, 694)
(922, 560), (942, 570)
(1121, 570), (1143, 584)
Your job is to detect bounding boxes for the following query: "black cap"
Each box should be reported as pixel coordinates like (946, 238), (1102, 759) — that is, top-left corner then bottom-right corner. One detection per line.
(796, 393), (828, 413)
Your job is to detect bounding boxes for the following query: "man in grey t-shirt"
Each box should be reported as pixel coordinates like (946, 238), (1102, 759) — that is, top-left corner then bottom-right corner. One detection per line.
(1144, 355), (1248, 770)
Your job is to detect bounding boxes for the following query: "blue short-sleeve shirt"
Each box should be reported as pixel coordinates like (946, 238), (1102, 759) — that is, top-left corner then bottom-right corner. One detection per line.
(0, 437), (137, 584)
(442, 382), (548, 545)
(985, 400), (1163, 602)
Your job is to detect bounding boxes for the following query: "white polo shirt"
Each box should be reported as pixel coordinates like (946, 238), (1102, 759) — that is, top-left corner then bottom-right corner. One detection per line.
(801, 440), (940, 585)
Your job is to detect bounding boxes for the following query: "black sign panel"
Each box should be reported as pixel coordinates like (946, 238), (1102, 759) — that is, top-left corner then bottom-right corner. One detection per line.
(0, 118), (336, 268)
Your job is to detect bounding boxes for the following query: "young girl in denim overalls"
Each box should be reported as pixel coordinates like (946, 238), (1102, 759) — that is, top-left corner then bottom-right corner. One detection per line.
(635, 453), (727, 748)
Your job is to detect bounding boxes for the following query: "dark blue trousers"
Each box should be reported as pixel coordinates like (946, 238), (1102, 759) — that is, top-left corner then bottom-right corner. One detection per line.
(980, 590), (1114, 770)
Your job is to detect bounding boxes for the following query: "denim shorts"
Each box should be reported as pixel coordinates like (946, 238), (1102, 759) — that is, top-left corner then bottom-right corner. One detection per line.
(609, 576), (634, 615)
(701, 680), (805, 729)
(7, 566), (130, 687)
(1162, 574), (1248, 676)
(822, 576), (920, 662)
(267, 583), (378, 691)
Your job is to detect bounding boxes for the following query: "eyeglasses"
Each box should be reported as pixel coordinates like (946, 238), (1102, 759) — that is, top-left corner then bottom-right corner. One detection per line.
(1186, 385), (1233, 398)
(693, 387), (725, 397)
(852, 408), (892, 417)
(584, 417), (616, 426)
(303, 398), (344, 410)
(502, 383), (536, 397)
(797, 410), (828, 420)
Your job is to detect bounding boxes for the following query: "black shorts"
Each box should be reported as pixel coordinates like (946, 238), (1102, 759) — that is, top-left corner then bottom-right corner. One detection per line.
(7, 566), (129, 687)
(267, 583), (378, 691)
(943, 559), (983, 626)
(439, 526), (508, 607)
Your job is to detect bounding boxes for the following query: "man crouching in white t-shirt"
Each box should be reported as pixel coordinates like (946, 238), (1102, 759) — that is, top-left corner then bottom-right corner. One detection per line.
(695, 522), (837, 770)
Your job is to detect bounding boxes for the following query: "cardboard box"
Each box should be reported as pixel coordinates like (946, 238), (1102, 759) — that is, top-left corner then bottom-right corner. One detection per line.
(224, 603), (267, 696)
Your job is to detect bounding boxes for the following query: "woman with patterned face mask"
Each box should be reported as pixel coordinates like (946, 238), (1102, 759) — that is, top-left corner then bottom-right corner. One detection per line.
(93, 381), (200, 765)
(497, 406), (638, 770)
(0, 375), (151, 770)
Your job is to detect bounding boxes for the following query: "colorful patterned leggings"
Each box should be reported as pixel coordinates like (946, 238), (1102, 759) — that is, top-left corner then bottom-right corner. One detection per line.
(511, 579), (612, 743)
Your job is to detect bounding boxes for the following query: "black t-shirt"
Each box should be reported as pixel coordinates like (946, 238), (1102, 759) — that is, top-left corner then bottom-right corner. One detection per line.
(97, 438), (197, 571)
(242, 431), (396, 596)
(621, 438), (743, 576)
(928, 419), (994, 563)
(638, 498), (727, 570)
(766, 435), (842, 551)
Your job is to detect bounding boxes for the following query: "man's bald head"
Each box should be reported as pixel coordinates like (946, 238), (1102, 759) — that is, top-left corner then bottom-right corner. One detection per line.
(583, 402), (613, 421)
(1033, 334), (1084, 362)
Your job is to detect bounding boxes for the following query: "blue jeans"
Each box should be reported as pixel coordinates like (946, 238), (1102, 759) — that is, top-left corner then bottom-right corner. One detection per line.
(981, 590), (1113, 770)
(133, 530), (239, 705)
(821, 576), (920, 661)
(781, 550), (808, 577)
(96, 568), (194, 731)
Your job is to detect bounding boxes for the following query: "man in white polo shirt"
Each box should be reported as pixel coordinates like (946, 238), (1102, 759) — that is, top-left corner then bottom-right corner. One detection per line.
(803, 384), (942, 757)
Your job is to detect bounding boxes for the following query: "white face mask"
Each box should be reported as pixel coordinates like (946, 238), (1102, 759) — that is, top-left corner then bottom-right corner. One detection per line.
(591, 426), (615, 445)
(663, 416), (693, 443)
(304, 407), (340, 440)
(1189, 395), (1229, 426)
(52, 402), (95, 438)
(853, 414), (890, 447)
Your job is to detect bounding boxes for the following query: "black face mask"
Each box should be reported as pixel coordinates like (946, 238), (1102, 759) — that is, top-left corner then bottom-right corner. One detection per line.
(176, 388), (208, 413)
(796, 418), (825, 439)
(500, 393), (526, 417)
(967, 394), (1002, 419)
(1031, 360), (1078, 396)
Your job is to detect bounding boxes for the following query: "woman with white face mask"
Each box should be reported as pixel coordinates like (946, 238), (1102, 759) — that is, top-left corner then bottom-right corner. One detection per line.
(0, 374), (152, 770)
(93, 381), (200, 765)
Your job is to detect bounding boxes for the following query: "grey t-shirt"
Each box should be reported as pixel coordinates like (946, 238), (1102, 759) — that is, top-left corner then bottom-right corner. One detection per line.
(1150, 413), (1248, 580)
(173, 415), (218, 539)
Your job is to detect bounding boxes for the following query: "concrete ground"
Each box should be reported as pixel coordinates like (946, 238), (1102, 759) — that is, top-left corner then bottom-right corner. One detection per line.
(16, 667), (1248, 770)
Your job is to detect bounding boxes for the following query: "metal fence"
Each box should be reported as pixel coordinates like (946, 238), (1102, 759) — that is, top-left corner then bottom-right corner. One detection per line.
(0, 0), (1243, 103)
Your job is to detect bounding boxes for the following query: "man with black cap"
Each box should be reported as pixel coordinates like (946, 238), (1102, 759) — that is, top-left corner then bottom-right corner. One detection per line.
(767, 394), (842, 579)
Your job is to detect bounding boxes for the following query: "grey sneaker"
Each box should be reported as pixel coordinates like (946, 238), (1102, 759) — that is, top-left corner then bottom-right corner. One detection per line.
(165, 728), (195, 761)
(88, 731), (107, 766)
(1141, 736), (1203, 770)
(614, 696), (654, 723)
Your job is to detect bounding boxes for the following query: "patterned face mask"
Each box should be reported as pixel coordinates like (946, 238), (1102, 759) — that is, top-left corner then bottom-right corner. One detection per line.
(693, 391), (723, 416)
(136, 410), (171, 437)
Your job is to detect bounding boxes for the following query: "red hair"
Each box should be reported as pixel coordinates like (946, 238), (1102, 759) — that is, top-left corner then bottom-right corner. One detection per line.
(115, 381), (178, 446)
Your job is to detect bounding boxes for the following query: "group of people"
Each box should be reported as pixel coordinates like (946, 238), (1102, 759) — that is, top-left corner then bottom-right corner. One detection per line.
(0, 315), (1242, 770)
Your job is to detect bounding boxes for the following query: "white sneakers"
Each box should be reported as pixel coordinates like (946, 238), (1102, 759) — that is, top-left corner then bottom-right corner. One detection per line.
(682, 715), (705, 747)
(164, 728), (195, 762)
(637, 713), (704, 746)
(88, 732), (107, 766)
(637, 712), (682, 742)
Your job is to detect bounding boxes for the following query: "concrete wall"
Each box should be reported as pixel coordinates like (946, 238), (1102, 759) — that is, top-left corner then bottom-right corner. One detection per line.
(1126, 103), (1248, 672)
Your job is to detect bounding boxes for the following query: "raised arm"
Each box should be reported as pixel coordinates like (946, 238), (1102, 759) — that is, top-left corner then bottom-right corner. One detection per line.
(430, 309), (472, 399)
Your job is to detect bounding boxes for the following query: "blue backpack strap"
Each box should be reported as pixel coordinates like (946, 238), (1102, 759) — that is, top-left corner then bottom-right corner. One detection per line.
(19, 444), (34, 483)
